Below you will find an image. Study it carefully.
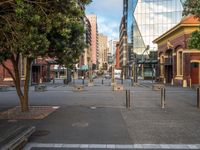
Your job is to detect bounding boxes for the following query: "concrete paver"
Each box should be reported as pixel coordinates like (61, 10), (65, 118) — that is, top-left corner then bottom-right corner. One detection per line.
(0, 79), (200, 149)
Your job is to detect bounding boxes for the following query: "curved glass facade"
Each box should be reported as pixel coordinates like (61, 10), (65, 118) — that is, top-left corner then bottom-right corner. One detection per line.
(126, 0), (183, 56)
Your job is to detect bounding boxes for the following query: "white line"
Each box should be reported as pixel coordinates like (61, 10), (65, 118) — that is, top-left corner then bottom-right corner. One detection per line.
(24, 143), (200, 149)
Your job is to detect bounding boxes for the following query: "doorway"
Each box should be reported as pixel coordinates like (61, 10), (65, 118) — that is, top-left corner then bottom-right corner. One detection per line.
(190, 62), (199, 84)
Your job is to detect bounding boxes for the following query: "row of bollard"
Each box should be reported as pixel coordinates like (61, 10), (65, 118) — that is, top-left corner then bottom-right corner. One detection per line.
(125, 87), (200, 109)
(125, 89), (166, 109)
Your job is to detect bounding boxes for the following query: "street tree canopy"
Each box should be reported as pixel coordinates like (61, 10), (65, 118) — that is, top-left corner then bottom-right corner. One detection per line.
(183, 0), (200, 49)
(0, 0), (91, 112)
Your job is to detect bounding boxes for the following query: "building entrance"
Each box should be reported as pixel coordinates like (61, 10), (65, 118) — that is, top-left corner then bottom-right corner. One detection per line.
(191, 62), (199, 84)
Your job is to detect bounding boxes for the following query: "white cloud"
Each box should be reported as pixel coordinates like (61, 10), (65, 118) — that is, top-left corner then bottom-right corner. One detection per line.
(86, 0), (123, 40)
(97, 16), (119, 40)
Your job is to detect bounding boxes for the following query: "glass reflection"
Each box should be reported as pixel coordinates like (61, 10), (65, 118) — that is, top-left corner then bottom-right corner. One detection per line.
(131, 0), (183, 55)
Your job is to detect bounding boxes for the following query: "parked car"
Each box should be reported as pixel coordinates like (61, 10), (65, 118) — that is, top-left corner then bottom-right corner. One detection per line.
(92, 74), (97, 79)
(105, 74), (111, 79)
(114, 69), (121, 79)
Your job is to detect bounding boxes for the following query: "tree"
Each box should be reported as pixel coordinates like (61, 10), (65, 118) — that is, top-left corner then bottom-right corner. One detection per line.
(182, 0), (200, 49)
(0, 0), (91, 112)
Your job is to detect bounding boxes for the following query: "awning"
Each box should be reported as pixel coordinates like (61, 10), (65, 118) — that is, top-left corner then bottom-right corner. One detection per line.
(137, 60), (158, 64)
(80, 65), (89, 70)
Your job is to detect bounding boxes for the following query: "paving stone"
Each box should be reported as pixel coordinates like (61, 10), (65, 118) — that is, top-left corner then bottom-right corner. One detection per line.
(88, 144), (106, 148)
(133, 144), (143, 149)
(142, 144), (161, 149)
(115, 144), (133, 149)
(106, 144), (116, 149)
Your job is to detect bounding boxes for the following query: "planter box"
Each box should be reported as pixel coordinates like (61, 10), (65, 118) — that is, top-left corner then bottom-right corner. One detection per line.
(73, 85), (84, 92)
(88, 82), (94, 87)
(152, 84), (164, 91)
(113, 84), (124, 91)
(35, 85), (47, 92)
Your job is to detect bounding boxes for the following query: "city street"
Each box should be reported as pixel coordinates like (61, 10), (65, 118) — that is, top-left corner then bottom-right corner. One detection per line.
(0, 79), (200, 149)
(1, 0), (200, 149)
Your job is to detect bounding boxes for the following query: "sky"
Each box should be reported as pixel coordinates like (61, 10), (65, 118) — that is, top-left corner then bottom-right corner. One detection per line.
(86, 0), (123, 40)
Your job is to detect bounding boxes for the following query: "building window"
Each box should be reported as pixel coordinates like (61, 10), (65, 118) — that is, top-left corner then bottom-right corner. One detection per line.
(191, 62), (198, 68)
(177, 49), (183, 76)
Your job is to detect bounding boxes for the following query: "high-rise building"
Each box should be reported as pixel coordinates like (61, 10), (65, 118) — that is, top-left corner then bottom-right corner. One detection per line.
(124, 0), (184, 58)
(87, 14), (98, 69)
(122, 0), (184, 79)
(119, 16), (128, 77)
(115, 42), (120, 69)
(78, 16), (92, 73)
(98, 33), (108, 70)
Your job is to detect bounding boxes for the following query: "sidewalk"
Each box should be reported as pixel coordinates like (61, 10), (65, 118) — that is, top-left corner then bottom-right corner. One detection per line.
(0, 80), (200, 149)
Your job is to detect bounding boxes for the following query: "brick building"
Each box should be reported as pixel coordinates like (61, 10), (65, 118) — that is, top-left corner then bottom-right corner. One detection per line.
(153, 16), (200, 87)
(115, 42), (120, 69)
(0, 57), (50, 86)
(0, 60), (17, 86)
(0, 55), (30, 86)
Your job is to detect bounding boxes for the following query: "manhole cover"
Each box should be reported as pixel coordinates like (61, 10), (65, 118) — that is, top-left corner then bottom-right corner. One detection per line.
(72, 122), (89, 128)
(32, 130), (50, 137)
(90, 107), (96, 110)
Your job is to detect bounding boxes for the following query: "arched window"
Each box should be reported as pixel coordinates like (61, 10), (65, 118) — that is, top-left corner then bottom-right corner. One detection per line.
(177, 49), (183, 76)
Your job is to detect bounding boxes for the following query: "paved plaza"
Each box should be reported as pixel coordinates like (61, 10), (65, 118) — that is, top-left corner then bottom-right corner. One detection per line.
(0, 79), (200, 149)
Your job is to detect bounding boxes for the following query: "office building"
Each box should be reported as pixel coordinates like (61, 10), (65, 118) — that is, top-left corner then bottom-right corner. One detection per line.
(98, 33), (108, 70)
(87, 14), (98, 69)
(123, 0), (185, 78)
(153, 16), (200, 87)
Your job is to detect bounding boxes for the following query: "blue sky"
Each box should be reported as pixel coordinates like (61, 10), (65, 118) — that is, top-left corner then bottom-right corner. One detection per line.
(86, 0), (123, 40)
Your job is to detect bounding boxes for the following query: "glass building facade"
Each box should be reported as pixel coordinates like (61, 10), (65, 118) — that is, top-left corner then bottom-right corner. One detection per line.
(125, 0), (184, 56)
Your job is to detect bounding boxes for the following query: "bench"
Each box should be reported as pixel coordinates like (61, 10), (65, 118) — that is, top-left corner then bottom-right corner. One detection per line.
(113, 84), (124, 91)
(152, 84), (164, 91)
(35, 84), (47, 92)
(73, 85), (84, 92)
(0, 125), (35, 150)
(0, 85), (9, 92)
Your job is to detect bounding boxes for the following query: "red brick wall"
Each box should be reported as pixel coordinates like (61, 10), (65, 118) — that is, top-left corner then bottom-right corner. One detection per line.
(115, 43), (120, 69)
(0, 60), (15, 86)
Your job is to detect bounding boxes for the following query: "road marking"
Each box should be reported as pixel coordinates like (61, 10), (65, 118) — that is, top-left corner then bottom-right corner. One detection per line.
(24, 143), (200, 149)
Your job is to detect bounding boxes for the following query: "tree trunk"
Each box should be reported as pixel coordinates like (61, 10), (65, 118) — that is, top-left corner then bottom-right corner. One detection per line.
(10, 55), (26, 111)
(2, 55), (32, 112)
(21, 58), (32, 112)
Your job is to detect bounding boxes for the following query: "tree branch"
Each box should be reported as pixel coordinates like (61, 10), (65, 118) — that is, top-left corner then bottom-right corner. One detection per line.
(1, 62), (16, 83)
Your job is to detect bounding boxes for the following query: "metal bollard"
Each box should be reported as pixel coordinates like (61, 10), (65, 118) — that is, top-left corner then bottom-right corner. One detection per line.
(121, 79), (123, 85)
(197, 88), (200, 108)
(126, 90), (131, 109)
(102, 79), (104, 85)
(161, 87), (166, 109)
(131, 78), (134, 86)
(82, 79), (84, 85)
